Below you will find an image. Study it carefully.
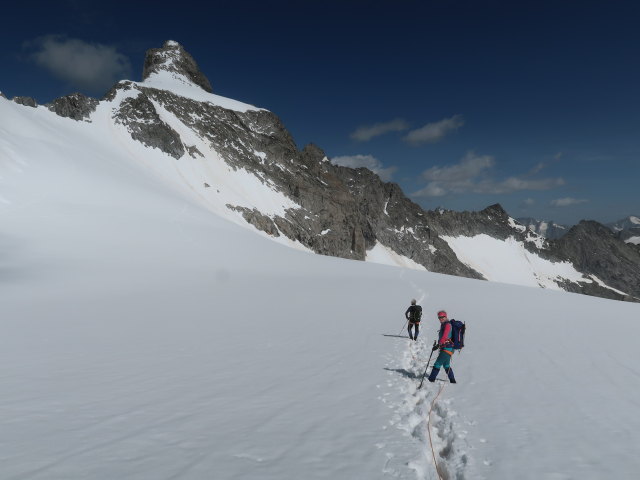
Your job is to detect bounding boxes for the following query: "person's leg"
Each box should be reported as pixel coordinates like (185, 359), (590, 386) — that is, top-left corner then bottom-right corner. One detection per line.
(428, 351), (447, 382)
(442, 352), (456, 383)
(445, 367), (456, 383)
(414, 323), (420, 340)
(407, 323), (414, 340)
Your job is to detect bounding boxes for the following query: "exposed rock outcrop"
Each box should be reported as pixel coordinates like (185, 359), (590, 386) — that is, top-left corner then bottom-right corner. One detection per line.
(111, 85), (185, 159)
(46, 93), (99, 121)
(12, 96), (37, 108)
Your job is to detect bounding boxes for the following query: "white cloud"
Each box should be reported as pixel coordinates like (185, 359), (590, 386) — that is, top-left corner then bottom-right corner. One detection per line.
(482, 177), (565, 194)
(413, 151), (565, 197)
(403, 114), (464, 145)
(529, 162), (546, 175)
(350, 119), (409, 142)
(330, 154), (397, 182)
(523, 198), (536, 206)
(27, 35), (131, 93)
(550, 197), (588, 207)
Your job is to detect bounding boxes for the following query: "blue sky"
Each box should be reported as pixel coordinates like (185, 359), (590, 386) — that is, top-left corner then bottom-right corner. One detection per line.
(2, 0), (638, 225)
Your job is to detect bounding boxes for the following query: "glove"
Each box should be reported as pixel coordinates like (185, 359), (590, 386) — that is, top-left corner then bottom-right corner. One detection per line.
(432, 344), (440, 351)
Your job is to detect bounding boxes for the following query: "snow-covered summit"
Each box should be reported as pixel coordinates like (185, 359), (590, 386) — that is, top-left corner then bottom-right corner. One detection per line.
(138, 40), (261, 112)
(142, 40), (213, 93)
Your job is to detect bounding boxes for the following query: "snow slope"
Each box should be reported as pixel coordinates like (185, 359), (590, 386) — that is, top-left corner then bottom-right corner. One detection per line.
(441, 233), (611, 292)
(3, 96), (640, 479)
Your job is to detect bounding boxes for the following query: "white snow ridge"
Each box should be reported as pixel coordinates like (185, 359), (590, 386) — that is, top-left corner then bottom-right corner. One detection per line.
(2, 85), (640, 479)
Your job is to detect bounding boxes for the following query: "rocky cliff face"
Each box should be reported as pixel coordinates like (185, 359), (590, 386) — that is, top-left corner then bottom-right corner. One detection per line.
(40, 40), (638, 302)
(548, 221), (640, 301)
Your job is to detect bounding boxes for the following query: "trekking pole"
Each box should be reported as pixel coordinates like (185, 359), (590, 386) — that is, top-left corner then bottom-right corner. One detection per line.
(418, 341), (438, 389)
(398, 318), (409, 336)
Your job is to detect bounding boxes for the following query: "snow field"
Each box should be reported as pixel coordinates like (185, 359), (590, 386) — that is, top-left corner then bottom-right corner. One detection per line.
(3, 91), (640, 479)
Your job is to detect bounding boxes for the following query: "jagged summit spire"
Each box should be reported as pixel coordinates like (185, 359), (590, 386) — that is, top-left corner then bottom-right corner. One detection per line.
(142, 40), (213, 93)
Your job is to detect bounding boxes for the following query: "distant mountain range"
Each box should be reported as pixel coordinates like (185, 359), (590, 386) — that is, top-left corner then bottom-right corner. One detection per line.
(607, 216), (640, 245)
(515, 217), (569, 239)
(518, 216), (640, 246)
(2, 40), (639, 302)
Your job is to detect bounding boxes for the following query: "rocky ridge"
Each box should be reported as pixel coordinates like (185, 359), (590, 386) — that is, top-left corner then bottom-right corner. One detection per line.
(37, 40), (639, 302)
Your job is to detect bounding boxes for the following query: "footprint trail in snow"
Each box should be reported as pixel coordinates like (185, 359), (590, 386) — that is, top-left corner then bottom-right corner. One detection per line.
(382, 331), (470, 479)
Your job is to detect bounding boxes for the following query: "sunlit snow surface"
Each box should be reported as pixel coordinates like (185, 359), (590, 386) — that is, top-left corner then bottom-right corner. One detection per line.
(442, 234), (589, 290)
(2, 96), (640, 479)
(366, 242), (427, 270)
(141, 71), (262, 112)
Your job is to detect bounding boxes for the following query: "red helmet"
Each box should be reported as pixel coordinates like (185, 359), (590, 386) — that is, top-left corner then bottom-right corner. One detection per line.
(437, 310), (447, 318)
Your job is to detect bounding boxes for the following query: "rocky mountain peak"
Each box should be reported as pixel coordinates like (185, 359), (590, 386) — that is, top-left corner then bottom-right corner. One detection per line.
(480, 203), (509, 219)
(568, 220), (613, 238)
(142, 40), (213, 93)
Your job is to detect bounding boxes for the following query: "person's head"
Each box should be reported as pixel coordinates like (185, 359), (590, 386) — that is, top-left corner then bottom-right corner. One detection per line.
(437, 310), (448, 322)
(411, 299), (417, 305)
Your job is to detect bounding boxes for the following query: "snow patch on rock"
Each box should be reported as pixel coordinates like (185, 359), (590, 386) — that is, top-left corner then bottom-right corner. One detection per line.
(441, 234), (587, 289)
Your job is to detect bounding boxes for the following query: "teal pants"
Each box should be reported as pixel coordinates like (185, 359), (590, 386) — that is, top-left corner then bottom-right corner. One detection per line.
(433, 350), (453, 369)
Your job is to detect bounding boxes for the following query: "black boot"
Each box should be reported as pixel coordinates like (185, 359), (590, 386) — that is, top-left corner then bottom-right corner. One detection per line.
(428, 367), (440, 382)
(445, 367), (456, 384)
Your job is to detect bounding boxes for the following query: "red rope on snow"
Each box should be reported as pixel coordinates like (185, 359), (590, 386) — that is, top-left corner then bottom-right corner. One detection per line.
(427, 382), (446, 480)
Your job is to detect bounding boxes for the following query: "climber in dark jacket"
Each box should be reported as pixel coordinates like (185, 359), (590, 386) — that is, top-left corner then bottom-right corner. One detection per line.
(405, 299), (422, 341)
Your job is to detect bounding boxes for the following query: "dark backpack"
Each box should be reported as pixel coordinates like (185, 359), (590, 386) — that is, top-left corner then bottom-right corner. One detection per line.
(409, 305), (422, 322)
(449, 319), (466, 350)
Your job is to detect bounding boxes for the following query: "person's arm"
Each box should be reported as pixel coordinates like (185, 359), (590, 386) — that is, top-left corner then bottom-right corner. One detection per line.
(439, 323), (451, 345)
(405, 307), (411, 320)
